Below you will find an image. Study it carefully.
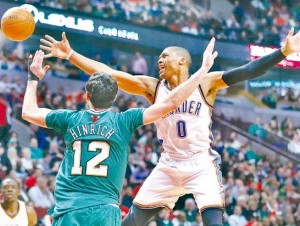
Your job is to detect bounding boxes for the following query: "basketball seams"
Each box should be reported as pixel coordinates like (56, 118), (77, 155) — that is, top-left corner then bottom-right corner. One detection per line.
(1, 12), (30, 25)
(1, 8), (35, 41)
(1, 20), (33, 27)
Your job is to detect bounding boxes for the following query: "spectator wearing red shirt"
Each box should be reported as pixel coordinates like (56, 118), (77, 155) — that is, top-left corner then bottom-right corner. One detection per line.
(0, 94), (10, 142)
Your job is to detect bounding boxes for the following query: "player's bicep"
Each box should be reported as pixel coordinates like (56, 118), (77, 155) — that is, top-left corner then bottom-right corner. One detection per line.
(208, 71), (229, 91)
(26, 206), (38, 226)
(23, 108), (51, 128)
(112, 70), (158, 102)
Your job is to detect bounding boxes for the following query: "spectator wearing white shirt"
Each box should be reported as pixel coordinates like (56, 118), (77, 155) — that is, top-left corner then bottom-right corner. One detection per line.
(287, 130), (300, 154)
(28, 176), (54, 208)
(228, 205), (248, 226)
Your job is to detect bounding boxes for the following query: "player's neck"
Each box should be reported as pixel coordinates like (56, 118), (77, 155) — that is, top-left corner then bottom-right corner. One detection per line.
(167, 73), (189, 89)
(89, 107), (110, 112)
(1, 201), (19, 216)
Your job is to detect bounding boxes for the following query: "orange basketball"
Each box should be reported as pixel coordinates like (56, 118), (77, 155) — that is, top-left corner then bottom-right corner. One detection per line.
(1, 7), (35, 41)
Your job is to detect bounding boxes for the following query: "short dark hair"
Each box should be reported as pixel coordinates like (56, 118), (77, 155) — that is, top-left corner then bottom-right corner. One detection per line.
(85, 72), (118, 109)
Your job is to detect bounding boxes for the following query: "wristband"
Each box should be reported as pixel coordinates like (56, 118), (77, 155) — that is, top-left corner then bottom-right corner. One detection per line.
(66, 49), (74, 60)
(28, 56), (39, 81)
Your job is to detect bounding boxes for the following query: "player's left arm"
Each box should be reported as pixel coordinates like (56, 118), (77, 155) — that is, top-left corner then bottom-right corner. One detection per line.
(210, 27), (300, 91)
(22, 50), (52, 128)
(26, 205), (38, 226)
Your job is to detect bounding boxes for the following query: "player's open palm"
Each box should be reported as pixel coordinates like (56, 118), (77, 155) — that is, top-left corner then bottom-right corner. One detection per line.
(284, 27), (300, 53)
(29, 50), (50, 80)
(40, 32), (72, 59)
(201, 37), (218, 72)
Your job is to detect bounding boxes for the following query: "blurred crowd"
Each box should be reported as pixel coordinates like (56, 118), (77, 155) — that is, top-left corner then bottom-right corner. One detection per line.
(14, 0), (300, 45)
(1, 73), (299, 225)
(247, 115), (300, 155)
(260, 87), (300, 111)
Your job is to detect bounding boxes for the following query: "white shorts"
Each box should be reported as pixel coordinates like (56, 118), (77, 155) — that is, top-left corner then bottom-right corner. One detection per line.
(133, 149), (224, 212)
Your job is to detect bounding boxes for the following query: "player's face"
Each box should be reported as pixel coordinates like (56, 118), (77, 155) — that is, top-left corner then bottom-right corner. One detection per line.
(157, 48), (180, 80)
(1, 180), (20, 202)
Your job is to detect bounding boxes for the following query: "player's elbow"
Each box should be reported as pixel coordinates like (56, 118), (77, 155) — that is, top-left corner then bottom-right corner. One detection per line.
(22, 109), (33, 122)
(22, 111), (30, 121)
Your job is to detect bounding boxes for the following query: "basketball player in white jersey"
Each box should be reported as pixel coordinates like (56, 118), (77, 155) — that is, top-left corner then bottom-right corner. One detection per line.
(40, 28), (300, 226)
(0, 178), (37, 226)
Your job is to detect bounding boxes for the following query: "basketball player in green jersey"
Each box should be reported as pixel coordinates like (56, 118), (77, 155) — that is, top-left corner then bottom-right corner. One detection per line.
(22, 39), (217, 226)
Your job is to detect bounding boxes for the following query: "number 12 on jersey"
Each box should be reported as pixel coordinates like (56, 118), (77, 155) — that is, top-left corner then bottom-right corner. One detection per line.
(71, 140), (110, 177)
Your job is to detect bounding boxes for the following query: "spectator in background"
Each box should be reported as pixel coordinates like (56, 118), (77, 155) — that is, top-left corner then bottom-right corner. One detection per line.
(0, 93), (11, 142)
(287, 130), (300, 154)
(131, 52), (148, 75)
(212, 130), (225, 155)
(155, 208), (173, 225)
(228, 205), (248, 226)
(281, 117), (295, 139)
(29, 137), (44, 160)
(121, 185), (134, 209)
(0, 144), (12, 180)
(28, 176), (55, 209)
(248, 117), (267, 139)
(20, 147), (33, 173)
(183, 198), (198, 224)
(130, 160), (150, 185)
(262, 87), (278, 109)
(24, 167), (43, 189)
(172, 210), (188, 226)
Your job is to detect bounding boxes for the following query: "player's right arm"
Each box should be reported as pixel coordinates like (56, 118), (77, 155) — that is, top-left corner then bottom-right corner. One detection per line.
(143, 38), (218, 125)
(26, 206), (37, 226)
(40, 32), (158, 103)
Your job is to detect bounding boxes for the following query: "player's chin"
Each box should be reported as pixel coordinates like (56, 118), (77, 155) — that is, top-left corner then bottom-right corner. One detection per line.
(159, 70), (166, 79)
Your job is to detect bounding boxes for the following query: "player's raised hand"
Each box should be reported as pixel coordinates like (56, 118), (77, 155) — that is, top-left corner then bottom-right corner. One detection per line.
(40, 32), (72, 59)
(29, 50), (50, 80)
(282, 27), (300, 55)
(201, 37), (218, 72)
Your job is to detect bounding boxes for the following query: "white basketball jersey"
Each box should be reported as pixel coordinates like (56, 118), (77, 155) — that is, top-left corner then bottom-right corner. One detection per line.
(0, 201), (28, 226)
(154, 80), (213, 159)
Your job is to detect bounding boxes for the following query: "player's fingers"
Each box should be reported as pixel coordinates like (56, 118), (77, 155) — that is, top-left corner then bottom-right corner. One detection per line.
(213, 51), (218, 59)
(36, 50), (43, 65)
(207, 37), (215, 50)
(40, 38), (53, 47)
(45, 35), (57, 43)
(40, 45), (52, 52)
(44, 53), (53, 58)
(288, 27), (294, 37)
(62, 32), (67, 41)
(43, 65), (51, 73)
(32, 50), (39, 63)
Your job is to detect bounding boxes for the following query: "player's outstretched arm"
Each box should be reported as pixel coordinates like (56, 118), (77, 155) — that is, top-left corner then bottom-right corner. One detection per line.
(209, 27), (300, 91)
(40, 33), (158, 103)
(143, 38), (218, 125)
(22, 50), (52, 128)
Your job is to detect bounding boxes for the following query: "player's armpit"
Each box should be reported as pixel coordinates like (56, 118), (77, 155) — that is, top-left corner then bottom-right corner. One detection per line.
(22, 108), (52, 128)
(26, 206), (38, 226)
(205, 71), (229, 91)
(113, 72), (159, 104)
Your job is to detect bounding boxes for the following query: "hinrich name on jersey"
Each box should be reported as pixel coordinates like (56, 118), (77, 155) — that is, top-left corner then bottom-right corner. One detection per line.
(69, 124), (115, 139)
(163, 100), (201, 118)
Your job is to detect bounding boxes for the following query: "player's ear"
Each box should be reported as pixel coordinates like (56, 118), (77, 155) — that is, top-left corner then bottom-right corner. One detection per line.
(113, 94), (117, 103)
(178, 57), (186, 65)
(86, 92), (90, 102)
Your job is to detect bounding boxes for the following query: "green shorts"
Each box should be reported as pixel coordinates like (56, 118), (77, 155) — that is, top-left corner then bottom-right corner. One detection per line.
(52, 204), (121, 226)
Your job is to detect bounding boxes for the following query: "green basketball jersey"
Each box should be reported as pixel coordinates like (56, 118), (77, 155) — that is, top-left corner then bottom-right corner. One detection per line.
(46, 108), (145, 218)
